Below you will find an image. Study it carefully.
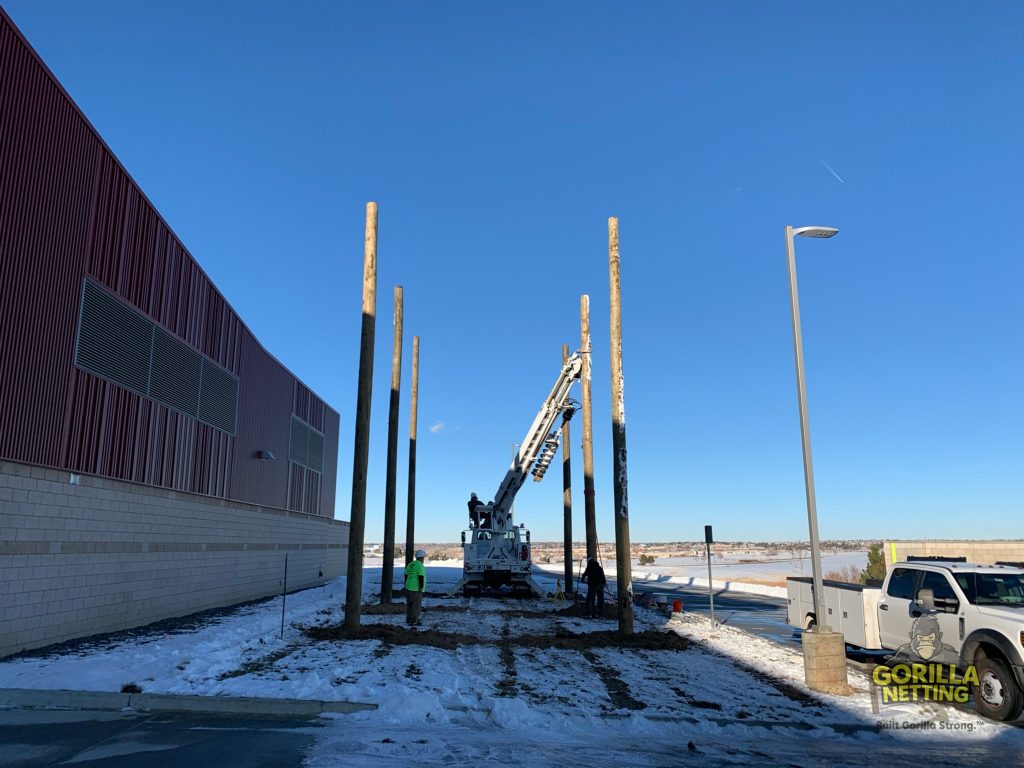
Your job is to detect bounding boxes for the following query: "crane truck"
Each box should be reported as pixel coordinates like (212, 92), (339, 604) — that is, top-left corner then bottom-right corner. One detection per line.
(448, 351), (584, 598)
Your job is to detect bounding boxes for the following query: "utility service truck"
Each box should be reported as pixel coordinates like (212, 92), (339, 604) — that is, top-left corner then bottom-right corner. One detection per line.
(448, 351), (583, 598)
(788, 559), (1024, 721)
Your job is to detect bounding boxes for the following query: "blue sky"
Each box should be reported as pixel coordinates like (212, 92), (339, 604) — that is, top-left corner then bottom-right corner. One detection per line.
(7, 2), (1023, 542)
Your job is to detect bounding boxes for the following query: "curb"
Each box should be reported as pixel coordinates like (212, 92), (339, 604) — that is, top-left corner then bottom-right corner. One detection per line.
(0, 688), (377, 717)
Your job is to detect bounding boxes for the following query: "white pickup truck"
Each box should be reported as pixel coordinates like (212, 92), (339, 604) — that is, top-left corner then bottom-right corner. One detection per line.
(787, 560), (1024, 721)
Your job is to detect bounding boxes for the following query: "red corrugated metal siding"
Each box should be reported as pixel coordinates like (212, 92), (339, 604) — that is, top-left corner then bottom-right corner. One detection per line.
(0, 16), (100, 468)
(0, 10), (338, 515)
(62, 149), (240, 499)
(293, 382), (326, 432)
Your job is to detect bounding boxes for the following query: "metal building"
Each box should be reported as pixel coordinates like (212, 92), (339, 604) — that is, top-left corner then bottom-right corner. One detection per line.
(0, 7), (346, 657)
(0, 7), (338, 515)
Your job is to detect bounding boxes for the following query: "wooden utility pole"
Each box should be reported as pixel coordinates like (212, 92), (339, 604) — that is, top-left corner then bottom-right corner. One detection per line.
(580, 295), (598, 562)
(405, 336), (420, 565)
(344, 202), (378, 631)
(608, 216), (633, 635)
(380, 285), (403, 604)
(561, 343), (574, 593)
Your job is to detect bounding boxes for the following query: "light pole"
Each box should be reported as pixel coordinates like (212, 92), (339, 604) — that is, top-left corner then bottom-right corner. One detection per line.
(784, 225), (838, 633)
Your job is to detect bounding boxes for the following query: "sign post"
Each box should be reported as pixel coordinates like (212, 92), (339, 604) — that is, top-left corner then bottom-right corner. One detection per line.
(705, 525), (715, 626)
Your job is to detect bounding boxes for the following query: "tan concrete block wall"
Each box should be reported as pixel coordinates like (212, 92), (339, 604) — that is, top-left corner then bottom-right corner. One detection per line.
(0, 460), (348, 658)
(884, 540), (1024, 569)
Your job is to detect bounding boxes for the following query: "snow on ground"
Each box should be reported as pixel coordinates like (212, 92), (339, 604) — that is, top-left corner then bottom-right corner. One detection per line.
(535, 562), (789, 599)
(2, 563), (1022, 767)
(632, 550), (866, 591)
(537, 551), (867, 599)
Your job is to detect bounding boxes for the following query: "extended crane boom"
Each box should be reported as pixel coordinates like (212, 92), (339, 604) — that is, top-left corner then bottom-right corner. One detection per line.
(449, 351), (583, 597)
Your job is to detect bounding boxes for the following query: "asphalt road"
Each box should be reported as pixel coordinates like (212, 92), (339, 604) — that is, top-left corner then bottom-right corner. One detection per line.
(632, 580), (798, 646)
(0, 709), (321, 768)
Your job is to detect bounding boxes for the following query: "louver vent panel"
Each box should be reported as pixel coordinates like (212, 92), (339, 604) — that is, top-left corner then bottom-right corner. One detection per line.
(75, 279), (152, 394)
(289, 415), (324, 473)
(150, 328), (201, 417)
(307, 430), (324, 473)
(73, 278), (239, 434)
(289, 416), (309, 468)
(199, 361), (239, 435)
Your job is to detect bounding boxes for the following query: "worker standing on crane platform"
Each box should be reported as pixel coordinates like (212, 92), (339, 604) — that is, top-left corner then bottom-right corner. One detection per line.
(467, 493), (484, 528)
(405, 550), (427, 626)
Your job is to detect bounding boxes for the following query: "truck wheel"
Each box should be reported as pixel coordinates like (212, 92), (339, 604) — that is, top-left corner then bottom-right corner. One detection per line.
(974, 656), (1024, 722)
(804, 615), (817, 630)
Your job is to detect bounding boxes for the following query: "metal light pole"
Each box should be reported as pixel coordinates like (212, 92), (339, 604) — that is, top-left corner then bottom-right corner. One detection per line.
(784, 225), (838, 633)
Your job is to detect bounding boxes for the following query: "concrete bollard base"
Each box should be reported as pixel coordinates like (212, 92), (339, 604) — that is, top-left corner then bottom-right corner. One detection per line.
(802, 629), (849, 695)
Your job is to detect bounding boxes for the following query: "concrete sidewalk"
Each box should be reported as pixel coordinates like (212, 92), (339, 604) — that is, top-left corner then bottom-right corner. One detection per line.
(0, 687), (376, 716)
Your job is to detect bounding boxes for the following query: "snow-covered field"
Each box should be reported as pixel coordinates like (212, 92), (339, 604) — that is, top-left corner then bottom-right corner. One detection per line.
(1, 564), (1021, 767)
(388, 551), (868, 600)
(635, 550), (867, 584)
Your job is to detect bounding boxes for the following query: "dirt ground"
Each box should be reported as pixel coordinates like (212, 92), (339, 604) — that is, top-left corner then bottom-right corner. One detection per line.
(304, 623), (481, 650)
(303, 621), (688, 652)
(361, 602), (468, 616)
(497, 601), (618, 620)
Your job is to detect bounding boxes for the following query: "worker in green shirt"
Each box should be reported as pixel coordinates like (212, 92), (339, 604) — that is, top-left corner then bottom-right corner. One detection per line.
(405, 549), (427, 626)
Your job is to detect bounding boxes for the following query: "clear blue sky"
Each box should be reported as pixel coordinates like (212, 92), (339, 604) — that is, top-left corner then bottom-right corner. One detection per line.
(7, 2), (1022, 543)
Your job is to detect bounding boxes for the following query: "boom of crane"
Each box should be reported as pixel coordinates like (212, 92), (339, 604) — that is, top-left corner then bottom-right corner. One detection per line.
(449, 351), (584, 597)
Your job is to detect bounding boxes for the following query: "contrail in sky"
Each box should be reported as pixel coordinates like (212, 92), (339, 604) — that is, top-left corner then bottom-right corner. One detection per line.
(820, 160), (846, 184)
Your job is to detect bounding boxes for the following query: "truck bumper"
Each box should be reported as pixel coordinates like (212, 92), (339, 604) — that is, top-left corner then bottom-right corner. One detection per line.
(445, 569), (541, 597)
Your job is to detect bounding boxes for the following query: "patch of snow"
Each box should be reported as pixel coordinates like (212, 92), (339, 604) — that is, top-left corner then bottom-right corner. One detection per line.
(3, 564), (1023, 766)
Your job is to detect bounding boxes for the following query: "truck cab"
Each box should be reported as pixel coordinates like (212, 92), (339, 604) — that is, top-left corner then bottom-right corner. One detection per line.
(878, 562), (1024, 721)
(788, 560), (1024, 721)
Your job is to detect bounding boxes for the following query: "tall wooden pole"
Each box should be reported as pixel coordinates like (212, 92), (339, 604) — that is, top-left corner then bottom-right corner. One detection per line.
(380, 285), (403, 604)
(561, 343), (574, 594)
(405, 336), (420, 566)
(344, 202), (378, 631)
(580, 295), (598, 562)
(608, 216), (633, 635)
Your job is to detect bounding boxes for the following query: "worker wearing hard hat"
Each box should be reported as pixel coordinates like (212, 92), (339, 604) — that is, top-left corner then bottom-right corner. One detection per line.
(405, 549), (427, 626)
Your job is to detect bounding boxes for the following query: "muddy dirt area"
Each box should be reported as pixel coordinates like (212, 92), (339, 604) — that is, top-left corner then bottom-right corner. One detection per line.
(303, 622), (689, 653)
(304, 623), (483, 650)
(361, 602), (470, 616)
(516, 628), (689, 651)
(502, 602), (617, 620)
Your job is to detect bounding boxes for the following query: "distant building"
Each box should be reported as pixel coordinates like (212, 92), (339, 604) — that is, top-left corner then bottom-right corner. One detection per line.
(0, 8), (347, 657)
(885, 541), (1024, 569)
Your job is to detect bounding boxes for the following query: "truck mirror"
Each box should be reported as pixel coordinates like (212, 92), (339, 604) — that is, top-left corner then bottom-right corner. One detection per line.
(461, 531), (466, 545)
(916, 588), (935, 612)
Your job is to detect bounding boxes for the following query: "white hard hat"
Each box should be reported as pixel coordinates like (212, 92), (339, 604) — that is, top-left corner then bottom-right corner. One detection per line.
(415, 549), (427, 558)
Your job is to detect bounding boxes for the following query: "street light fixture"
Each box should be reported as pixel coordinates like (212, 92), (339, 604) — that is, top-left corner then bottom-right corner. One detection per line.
(784, 224), (838, 633)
